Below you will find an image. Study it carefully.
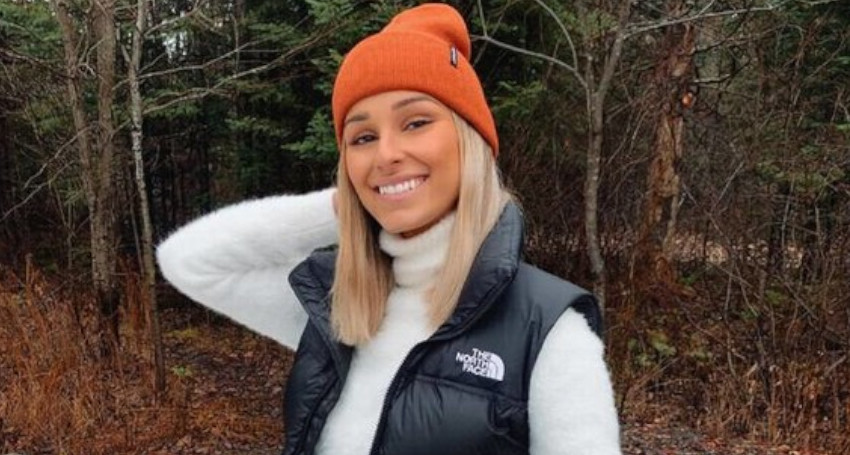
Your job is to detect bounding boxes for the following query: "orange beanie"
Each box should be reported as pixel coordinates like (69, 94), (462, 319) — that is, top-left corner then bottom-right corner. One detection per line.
(332, 3), (499, 154)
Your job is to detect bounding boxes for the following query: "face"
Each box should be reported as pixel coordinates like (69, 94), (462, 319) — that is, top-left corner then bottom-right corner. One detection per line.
(342, 90), (461, 238)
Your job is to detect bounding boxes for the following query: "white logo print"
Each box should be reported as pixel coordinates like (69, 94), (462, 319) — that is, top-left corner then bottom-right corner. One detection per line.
(455, 348), (504, 381)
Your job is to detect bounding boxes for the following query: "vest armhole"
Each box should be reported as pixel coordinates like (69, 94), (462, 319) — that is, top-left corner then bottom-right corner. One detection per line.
(569, 294), (603, 339)
(519, 263), (604, 339)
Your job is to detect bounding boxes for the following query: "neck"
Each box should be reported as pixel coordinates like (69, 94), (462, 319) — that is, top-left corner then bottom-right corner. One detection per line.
(379, 213), (455, 290)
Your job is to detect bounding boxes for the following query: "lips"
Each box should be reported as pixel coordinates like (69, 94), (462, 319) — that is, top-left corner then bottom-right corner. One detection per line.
(377, 177), (425, 196)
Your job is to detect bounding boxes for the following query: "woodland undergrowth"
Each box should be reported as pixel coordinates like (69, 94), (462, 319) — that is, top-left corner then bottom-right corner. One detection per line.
(606, 255), (850, 455)
(1, 254), (848, 454)
(0, 261), (286, 454)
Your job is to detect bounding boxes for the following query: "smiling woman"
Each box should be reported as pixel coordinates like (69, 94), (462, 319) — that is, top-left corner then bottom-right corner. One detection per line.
(156, 3), (621, 455)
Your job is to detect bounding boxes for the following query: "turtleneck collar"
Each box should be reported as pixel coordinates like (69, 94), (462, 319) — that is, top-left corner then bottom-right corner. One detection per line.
(379, 213), (455, 290)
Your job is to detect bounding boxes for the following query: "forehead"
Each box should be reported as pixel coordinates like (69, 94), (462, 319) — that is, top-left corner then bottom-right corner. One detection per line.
(345, 90), (446, 119)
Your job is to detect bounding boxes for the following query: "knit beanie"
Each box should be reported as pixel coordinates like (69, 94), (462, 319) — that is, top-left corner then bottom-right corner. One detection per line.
(332, 3), (499, 154)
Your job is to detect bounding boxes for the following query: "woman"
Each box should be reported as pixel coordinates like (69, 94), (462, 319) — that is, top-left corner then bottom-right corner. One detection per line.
(157, 4), (621, 455)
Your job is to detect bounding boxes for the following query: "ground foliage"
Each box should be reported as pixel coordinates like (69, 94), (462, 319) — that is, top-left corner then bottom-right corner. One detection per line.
(0, 268), (835, 454)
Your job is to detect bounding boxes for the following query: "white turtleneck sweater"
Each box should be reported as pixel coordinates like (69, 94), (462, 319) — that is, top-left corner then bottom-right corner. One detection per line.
(157, 188), (621, 455)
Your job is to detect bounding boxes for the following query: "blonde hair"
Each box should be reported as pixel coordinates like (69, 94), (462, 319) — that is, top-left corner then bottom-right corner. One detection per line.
(331, 113), (511, 346)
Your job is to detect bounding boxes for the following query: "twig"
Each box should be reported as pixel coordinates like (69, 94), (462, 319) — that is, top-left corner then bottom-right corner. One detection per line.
(625, 2), (786, 38)
(2, 149), (76, 222)
(129, 28), (331, 125)
(144, 0), (207, 36)
(529, 0), (579, 76)
(473, 34), (587, 90)
(113, 38), (265, 91)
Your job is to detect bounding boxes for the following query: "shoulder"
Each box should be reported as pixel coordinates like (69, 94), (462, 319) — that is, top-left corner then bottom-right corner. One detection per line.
(504, 263), (603, 337)
(288, 245), (338, 295)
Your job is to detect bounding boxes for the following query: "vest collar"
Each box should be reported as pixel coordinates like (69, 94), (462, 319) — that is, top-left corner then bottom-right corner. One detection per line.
(287, 245), (352, 376)
(431, 202), (523, 339)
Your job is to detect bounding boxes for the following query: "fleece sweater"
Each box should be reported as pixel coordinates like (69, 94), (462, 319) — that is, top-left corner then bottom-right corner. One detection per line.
(156, 188), (622, 455)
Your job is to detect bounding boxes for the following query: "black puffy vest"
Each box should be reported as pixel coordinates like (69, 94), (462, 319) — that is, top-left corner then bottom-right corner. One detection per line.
(283, 204), (601, 455)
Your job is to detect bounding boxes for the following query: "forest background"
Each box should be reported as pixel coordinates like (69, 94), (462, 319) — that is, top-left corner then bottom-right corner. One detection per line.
(1, 0), (848, 453)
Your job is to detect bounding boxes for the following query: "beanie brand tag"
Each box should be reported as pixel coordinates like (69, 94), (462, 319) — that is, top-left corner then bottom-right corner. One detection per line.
(450, 46), (458, 68)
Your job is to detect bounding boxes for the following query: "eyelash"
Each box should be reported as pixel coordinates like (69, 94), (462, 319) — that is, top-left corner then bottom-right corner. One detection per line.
(350, 134), (377, 146)
(405, 118), (431, 130)
(348, 118), (432, 146)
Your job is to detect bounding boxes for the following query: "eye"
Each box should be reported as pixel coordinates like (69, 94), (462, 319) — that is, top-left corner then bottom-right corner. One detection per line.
(349, 133), (377, 146)
(404, 118), (431, 131)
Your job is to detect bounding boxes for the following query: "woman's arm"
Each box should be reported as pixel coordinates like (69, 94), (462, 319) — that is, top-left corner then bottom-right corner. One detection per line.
(529, 308), (622, 455)
(156, 188), (337, 350)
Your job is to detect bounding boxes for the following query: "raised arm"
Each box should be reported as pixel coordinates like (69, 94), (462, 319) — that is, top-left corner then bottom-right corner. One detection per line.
(529, 308), (622, 455)
(156, 188), (337, 350)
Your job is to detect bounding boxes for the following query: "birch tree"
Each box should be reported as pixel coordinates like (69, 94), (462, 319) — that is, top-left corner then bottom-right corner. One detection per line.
(126, 0), (166, 393)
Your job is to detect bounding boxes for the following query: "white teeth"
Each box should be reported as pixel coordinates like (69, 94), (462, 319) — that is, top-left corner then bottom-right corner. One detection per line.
(379, 178), (423, 195)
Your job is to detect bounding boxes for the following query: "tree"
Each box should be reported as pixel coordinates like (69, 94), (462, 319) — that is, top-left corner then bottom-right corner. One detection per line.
(632, 0), (697, 287)
(475, 0), (632, 308)
(51, 0), (121, 353)
(0, 0), (84, 269)
(126, 0), (166, 393)
(474, 0), (788, 307)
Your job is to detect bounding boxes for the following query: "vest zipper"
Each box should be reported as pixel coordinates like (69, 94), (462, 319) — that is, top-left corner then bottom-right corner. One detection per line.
(367, 277), (515, 455)
(367, 345), (422, 455)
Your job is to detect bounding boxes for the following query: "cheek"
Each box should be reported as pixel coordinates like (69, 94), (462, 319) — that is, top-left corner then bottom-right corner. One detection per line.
(444, 148), (462, 192)
(344, 157), (377, 209)
(345, 155), (367, 186)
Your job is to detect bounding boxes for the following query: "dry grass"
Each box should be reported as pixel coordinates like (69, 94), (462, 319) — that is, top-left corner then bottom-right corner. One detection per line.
(1, 262), (164, 454)
(0, 262), (288, 454)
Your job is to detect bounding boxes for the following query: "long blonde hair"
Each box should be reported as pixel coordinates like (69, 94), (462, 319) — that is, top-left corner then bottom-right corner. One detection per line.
(331, 113), (511, 345)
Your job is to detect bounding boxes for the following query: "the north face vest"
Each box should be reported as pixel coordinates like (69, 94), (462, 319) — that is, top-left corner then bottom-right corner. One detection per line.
(283, 204), (601, 455)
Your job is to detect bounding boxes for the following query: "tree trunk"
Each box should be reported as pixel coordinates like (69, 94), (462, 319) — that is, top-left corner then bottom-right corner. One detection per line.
(91, 0), (120, 354)
(585, 88), (608, 309)
(53, 0), (121, 355)
(0, 108), (16, 261)
(129, 0), (166, 394)
(582, 0), (631, 311)
(633, 2), (696, 288)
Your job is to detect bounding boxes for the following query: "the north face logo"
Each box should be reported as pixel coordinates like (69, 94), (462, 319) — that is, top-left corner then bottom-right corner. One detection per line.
(455, 348), (504, 381)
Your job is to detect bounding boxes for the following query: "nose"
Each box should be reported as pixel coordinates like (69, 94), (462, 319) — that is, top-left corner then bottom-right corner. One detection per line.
(374, 131), (403, 172)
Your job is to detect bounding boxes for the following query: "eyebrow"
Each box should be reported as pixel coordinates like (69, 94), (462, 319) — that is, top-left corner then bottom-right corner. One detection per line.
(343, 95), (438, 128)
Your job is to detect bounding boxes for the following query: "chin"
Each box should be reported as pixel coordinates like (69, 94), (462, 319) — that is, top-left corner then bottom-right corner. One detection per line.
(387, 215), (448, 238)
(376, 216), (425, 237)
(380, 221), (418, 236)
(368, 206), (453, 237)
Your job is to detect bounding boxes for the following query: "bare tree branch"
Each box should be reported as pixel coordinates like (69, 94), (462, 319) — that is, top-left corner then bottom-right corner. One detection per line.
(133, 27), (333, 123)
(473, 34), (587, 90)
(113, 38), (264, 92)
(596, 0), (632, 108)
(144, 0), (207, 36)
(801, 0), (842, 5)
(625, 1), (788, 38)
(2, 141), (76, 222)
(139, 86), (226, 118)
(529, 0), (579, 77)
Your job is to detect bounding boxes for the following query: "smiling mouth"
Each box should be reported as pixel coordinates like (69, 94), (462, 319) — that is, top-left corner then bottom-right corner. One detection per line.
(377, 177), (425, 196)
